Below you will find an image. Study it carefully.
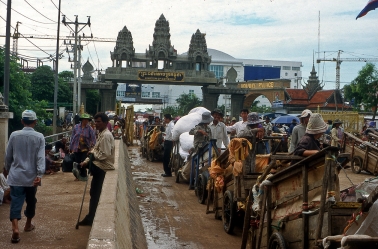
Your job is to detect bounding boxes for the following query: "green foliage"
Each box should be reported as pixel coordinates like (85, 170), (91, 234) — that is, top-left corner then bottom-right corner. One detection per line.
(86, 89), (100, 115)
(30, 65), (55, 102)
(162, 105), (180, 117)
(249, 100), (272, 113)
(0, 48), (50, 133)
(175, 93), (202, 115)
(58, 71), (72, 103)
(344, 63), (378, 117)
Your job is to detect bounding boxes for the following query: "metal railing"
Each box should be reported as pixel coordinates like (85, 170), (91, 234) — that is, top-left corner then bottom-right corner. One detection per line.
(44, 130), (72, 145)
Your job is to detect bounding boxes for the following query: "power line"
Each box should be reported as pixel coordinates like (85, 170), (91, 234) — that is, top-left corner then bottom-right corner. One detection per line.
(49, 0), (72, 22)
(24, 0), (57, 23)
(0, 0), (55, 25)
(89, 26), (103, 70)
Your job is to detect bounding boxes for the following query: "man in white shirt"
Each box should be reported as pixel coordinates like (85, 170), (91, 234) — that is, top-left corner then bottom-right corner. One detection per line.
(227, 109), (249, 138)
(162, 114), (174, 177)
(209, 109), (229, 153)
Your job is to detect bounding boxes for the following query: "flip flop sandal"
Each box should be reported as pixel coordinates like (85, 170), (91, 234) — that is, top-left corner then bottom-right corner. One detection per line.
(24, 224), (35, 232)
(11, 236), (20, 243)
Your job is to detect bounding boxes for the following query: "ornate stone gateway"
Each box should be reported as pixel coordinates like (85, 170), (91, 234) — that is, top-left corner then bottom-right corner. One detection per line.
(99, 14), (287, 114)
(103, 14), (217, 84)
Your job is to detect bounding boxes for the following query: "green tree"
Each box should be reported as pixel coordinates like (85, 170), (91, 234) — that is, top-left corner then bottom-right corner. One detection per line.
(30, 65), (55, 102)
(0, 48), (49, 133)
(162, 105), (180, 117)
(346, 63), (378, 118)
(58, 70), (73, 104)
(86, 89), (100, 115)
(175, 93), (202, 115)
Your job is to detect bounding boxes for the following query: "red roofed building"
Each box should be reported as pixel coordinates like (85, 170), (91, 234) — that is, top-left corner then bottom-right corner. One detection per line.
(282, 64), (350, 112)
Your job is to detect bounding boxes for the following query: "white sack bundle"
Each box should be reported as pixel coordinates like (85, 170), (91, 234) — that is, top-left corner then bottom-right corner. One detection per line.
(189, 107), (210, 115)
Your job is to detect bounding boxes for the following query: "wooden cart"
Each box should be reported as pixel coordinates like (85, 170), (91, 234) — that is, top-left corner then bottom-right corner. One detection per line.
(250, 147), (358, 249)
(205, 135), (291, 240)
(139, 124), (165, 162)
(342, 131), (378, 175)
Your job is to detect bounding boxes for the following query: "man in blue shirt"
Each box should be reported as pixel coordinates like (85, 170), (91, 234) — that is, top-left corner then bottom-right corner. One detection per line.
(4, 110), (45, 243)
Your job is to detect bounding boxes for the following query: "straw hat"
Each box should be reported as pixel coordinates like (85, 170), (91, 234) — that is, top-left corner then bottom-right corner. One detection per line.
(200, 111), (213, 124)
(231, 117), (237, 121)
(306, 113), (328, 134)
(246, 112), (264, 125)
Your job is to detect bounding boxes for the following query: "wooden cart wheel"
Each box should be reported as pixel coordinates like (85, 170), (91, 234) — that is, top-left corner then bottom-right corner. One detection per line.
(222, 190), (236, 234)
(196, 173), (208, 204)
(268, 232), (286, 249)
(351, 156), (363, 174)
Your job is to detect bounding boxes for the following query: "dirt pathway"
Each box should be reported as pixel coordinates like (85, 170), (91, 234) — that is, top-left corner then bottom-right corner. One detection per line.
(0, 165), (92, 249)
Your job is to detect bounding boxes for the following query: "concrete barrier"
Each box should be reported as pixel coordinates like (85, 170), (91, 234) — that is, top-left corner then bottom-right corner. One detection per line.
(87, 140), (147, 249)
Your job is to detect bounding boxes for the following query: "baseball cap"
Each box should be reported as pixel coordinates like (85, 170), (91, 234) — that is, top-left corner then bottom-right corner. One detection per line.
(22, 110), (37, 121)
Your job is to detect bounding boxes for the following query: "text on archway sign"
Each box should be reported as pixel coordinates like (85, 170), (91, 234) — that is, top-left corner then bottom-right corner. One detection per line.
(239, 82), (274, 89)
(138, 71), (184, 82)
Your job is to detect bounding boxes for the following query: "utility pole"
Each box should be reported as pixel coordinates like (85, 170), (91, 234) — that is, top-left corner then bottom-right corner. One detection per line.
(62, 15), (90, 116)
(52, 0), (62, 134)
(78, 35), (82, 113)
(4, 0), (12, 106)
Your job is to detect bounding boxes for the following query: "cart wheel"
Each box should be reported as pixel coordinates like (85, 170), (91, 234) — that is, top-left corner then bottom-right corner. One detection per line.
(268, 232), (286, 249)
(351, 156), (362, 174)
(197, 173), (208, 204)
(222, 190), (236, 234)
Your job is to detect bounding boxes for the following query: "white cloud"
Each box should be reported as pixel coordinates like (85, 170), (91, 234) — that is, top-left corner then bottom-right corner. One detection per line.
(1, 0), (378, 89)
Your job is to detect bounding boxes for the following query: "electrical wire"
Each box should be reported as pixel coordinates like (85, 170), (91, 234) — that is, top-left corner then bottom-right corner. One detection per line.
(49, 0), (73, 22)
(24, 0), (57, 23)
(19, 33), (51, 55)
(0, 0), (56, 25)
(89, 26), (104, 70)
(86, 43), (97, 70)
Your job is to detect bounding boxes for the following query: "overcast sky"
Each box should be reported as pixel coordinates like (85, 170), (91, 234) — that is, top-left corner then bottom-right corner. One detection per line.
(1, 0), (378, 90)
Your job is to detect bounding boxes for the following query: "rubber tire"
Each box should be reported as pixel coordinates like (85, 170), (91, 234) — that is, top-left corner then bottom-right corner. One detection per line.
(197, 173), (208, 204)
(268, 232), (286, 249)
(222, 190), (236, 234)
(351, 156), (363, 174)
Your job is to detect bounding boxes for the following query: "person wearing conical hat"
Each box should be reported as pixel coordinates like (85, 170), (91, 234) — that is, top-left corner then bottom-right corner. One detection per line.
(70, 113), (96, 180)
(293, 113), (328, 158)
(331, 119), (343, 147)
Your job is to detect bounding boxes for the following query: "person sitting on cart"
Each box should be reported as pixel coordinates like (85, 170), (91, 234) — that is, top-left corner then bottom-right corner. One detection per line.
(189, 111), (213, 154)
(209, 109), (229, 155)
(288, 109), (312, 153)
(292, 113), (328, 164)
(237, 112), (265, 140)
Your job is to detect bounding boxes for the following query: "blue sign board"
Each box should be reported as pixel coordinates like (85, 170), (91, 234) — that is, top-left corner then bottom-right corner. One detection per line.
(244, 66), (280, 81)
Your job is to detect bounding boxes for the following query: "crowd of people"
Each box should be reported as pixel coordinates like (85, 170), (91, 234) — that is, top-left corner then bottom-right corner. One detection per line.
(159, 107), (351, 177)
(1, 109), (116, 243)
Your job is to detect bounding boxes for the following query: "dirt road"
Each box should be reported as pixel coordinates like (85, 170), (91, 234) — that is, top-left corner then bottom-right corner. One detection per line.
(130, 143), (371, 249)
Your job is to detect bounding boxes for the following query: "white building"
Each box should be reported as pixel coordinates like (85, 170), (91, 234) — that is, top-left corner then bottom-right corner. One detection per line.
(116, 48), (302, 113)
